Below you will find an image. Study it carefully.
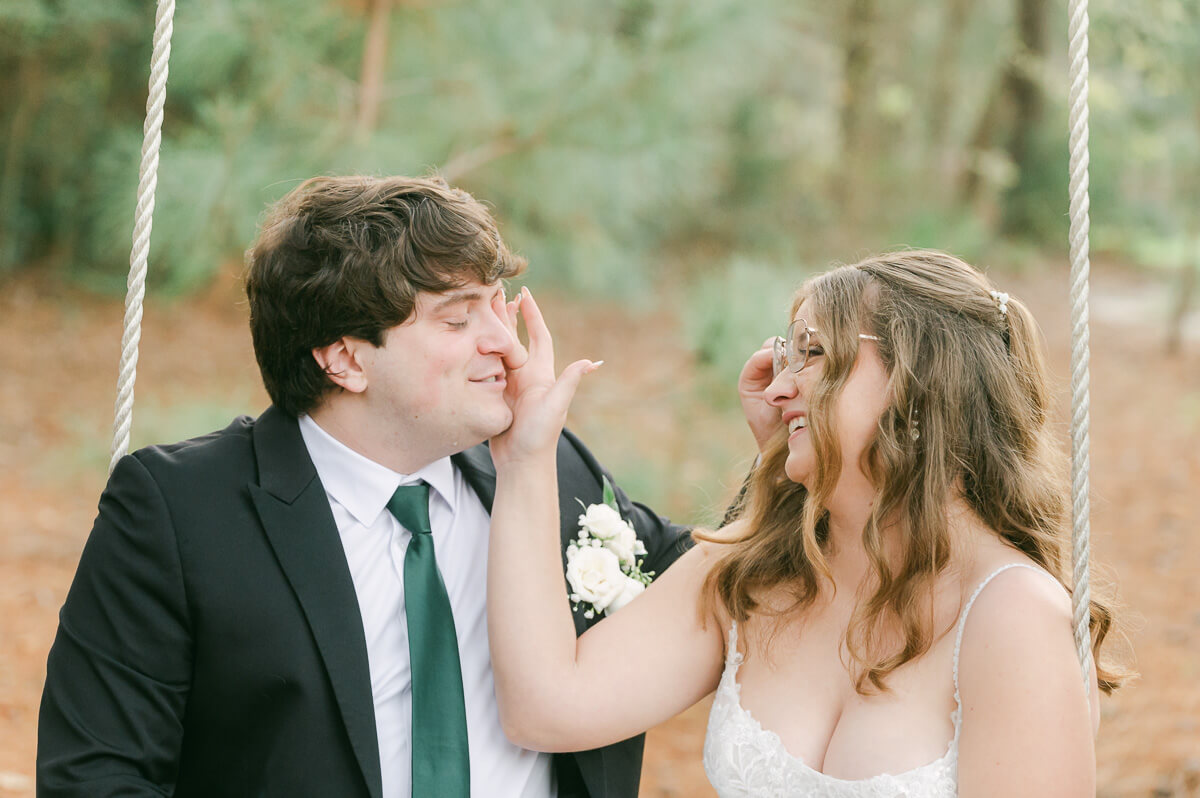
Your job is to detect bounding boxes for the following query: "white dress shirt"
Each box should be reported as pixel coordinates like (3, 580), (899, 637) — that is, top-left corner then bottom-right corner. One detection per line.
(298, 415), (555, 798)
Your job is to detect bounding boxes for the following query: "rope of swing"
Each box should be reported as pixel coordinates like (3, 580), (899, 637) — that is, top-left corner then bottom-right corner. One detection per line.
(108, 0), (177, 476)
(1067, 0), (1096, 694)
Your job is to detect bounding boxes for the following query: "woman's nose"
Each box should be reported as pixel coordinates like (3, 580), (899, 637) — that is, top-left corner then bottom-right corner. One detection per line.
(765, 368), (800, 407)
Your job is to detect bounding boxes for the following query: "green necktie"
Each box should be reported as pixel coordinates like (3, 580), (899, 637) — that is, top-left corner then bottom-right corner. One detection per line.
(387, 482), (470, 797)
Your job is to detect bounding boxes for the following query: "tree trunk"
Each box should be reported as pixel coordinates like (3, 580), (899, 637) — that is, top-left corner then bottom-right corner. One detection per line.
(0, 57), (43, 270)
(1165, 254), (1197, 355)
(999, 0), (1048, 233)
(958, 69), (1007, 206)
(958, 0), (1046, 226)
(835, 0), (877, 224)
(926, 0), (972, 184)
(355, 0), (393, 142)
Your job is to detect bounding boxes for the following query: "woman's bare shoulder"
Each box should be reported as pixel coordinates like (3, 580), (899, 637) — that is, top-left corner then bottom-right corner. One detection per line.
(957, 541), (1070, 634)
(679, 519), (753, 628)
(956, 549), (1082, 698)
(954, 551), (1099, 790)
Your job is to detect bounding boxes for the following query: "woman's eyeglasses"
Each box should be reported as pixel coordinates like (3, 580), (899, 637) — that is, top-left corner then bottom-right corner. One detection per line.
(772, 319), (881, 377)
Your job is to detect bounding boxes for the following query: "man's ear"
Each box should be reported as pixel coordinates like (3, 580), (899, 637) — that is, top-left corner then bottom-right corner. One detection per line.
(312, 337), (370, 394)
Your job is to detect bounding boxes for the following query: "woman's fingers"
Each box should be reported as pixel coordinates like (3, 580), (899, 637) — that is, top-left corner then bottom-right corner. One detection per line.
(522, 359), (601, 440)
(504, 289), (522, 337)
(738, 343), (782, 453)
(494, 358), (602, 464)
(504, 288), (601, 431)
(545, 359), (602, 415)
(518, 287), (555, 373)
(496, 287), (529, 371)
(738, 346), (775, 393)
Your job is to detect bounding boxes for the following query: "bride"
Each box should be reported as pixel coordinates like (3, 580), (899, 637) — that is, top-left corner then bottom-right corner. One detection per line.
(487, 250), (1124, 796)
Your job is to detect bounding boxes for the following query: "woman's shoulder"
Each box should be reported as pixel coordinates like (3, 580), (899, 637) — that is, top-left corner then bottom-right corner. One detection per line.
(677, 520), (754, 628)
(952, 551), (1101, 773)
(959, 550), (1069, 624)
(660, 521), (747, 587)
(956, 552), (1071, 650)
(954, 551), (1082, 699)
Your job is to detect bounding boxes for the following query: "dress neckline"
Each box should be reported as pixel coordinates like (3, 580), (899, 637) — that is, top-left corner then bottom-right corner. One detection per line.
(720, 620), (960, 784)
(717, 562), (1056, 783)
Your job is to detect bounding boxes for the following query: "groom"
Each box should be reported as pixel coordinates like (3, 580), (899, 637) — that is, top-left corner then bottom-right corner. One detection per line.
(37, 176), (696, 798)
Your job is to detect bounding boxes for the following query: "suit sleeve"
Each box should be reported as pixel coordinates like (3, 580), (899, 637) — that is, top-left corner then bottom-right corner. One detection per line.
(37, 453), (193, 798)
(559, 429), (692, 578)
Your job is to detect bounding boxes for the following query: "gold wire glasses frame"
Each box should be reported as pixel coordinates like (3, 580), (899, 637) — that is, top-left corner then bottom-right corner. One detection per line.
(772, 319), (881, 377)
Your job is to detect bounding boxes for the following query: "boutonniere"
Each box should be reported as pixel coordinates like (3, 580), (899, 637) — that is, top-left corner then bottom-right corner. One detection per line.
(566, 477), (655, 619)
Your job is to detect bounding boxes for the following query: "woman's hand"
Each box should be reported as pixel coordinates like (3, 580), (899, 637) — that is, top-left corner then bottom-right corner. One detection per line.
(490, 287), (600, 467)
(738, 338), (782, 454)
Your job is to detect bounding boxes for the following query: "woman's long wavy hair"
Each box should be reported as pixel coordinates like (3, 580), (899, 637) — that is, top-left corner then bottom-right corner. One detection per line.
(699, 250), (1125, 695)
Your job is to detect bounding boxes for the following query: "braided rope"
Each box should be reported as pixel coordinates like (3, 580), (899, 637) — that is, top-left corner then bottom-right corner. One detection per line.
(109, 0), (177, 475)
(1067, 0), (1095, 694)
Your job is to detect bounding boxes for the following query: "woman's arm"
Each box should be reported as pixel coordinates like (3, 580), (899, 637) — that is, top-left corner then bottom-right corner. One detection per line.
(956, 566), (1101, 797)
(489, 510), (725, 751)
(488, 288), (726, 752)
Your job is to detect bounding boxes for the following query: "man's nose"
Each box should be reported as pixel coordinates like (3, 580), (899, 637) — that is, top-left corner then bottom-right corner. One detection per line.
(478, 305), (516, 355)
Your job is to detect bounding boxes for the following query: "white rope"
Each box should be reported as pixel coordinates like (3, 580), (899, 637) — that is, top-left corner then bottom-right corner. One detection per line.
(1066, 0), (1095, 694)
(109, 0), (177, 475)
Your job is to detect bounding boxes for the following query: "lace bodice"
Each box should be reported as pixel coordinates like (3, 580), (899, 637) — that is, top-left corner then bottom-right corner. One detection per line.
(702, 563), (1050, 797)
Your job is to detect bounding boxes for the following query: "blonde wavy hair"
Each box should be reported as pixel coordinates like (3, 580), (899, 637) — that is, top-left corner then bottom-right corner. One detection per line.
(699, 250), (1125, 695)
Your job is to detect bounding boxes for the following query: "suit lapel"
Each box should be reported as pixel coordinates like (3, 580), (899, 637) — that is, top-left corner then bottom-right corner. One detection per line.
(452, 444), (497, 513)
(453, 441), (596, 638)
(457, 439), (630, 798)
(453, 441), (601, 536)
(248, 407), (383, 798)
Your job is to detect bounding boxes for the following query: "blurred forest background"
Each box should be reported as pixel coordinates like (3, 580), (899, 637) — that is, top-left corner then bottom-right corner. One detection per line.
(4, 0), (1199, 301)
(2, 0), (1199, 796)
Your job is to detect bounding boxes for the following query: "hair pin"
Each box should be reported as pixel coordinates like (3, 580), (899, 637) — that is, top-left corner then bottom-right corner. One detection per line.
(989, 290), (1009, 318)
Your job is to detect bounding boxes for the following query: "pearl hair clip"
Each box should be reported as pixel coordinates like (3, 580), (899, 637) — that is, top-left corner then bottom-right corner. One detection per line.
(989, 290), (1010, 318)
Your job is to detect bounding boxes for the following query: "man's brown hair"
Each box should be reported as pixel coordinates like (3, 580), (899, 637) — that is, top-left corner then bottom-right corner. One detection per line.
(244, 175), (526, 416)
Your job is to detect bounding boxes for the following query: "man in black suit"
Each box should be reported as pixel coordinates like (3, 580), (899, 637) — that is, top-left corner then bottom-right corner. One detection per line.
(37, 176), (698, 798)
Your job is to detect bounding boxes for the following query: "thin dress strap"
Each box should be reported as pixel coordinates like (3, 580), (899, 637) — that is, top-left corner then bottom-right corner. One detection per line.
(725, 620), (744, 672)
(951, 563), (1062, 713)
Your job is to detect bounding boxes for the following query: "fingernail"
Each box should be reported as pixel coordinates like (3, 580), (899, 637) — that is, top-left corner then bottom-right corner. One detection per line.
(588, 360), (605, 372)
(514, 289), (523, 306)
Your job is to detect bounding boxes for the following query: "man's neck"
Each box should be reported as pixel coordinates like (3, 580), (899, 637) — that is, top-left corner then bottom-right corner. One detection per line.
(307, 402), (440, 475)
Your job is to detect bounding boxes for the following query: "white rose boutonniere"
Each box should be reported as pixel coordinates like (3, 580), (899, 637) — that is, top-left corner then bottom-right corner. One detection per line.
(578, 502), (647, 567)
(567, 477), (655, 619)
(565, 545), (625, 612)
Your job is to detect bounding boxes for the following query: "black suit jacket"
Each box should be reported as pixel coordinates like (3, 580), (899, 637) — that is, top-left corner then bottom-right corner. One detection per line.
(37, 406), (691, 798)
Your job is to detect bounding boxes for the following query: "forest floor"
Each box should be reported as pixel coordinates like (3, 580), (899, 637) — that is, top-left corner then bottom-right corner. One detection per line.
(0, 258), (1197, 796)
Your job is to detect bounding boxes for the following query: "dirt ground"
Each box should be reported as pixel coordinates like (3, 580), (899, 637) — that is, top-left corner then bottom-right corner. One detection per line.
(1, 259), (1197, 796)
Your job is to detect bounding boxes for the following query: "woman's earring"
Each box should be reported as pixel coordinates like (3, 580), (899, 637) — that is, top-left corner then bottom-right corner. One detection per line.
(909, 412), (920, 442)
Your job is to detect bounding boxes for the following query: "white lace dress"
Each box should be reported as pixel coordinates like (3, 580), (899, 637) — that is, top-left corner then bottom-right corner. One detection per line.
(702, 563), (1051, 797)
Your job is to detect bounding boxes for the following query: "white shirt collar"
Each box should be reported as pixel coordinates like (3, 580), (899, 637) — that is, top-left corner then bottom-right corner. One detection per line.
(297, 414), (457, 527)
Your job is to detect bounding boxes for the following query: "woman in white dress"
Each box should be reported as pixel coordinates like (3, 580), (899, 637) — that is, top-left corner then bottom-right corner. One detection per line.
(488, 250), (1126, 797)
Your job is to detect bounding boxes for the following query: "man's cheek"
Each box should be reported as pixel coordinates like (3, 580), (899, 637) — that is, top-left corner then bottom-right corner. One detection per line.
(405, 369), (448, 416)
